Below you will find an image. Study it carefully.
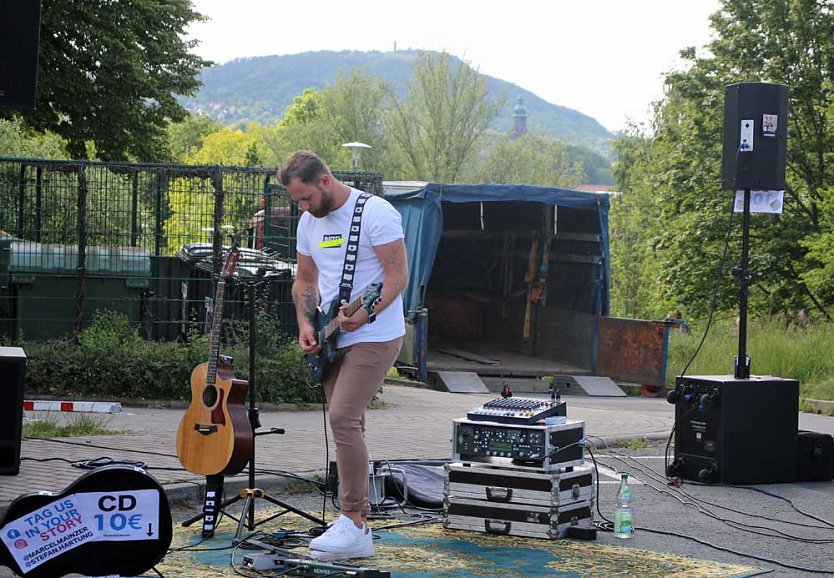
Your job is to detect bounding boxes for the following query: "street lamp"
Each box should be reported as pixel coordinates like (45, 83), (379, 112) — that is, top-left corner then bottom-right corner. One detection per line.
(341, 141), (372, 171)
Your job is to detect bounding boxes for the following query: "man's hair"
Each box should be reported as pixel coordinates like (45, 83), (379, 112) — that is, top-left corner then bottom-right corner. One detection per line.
(278, 150), (330, 186)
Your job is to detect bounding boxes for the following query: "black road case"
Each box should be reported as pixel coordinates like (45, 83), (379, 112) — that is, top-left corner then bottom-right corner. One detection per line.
(444, 462), (595, 507)
(443, 496), (593, 539)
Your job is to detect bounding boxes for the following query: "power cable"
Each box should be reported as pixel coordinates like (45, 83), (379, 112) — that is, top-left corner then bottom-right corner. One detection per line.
(599, 451), (834, 543)
(679, 193), (736, 378)
(591, 437), (834, 541)
(587, 442), (834, 573)
(31, 436), (179, 459)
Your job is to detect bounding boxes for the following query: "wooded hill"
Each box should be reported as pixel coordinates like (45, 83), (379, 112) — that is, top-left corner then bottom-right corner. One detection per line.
(180, 50), (615, 159)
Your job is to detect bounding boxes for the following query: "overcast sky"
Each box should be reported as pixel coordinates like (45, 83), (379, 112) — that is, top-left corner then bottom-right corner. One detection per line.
(187, 0), (722, 133)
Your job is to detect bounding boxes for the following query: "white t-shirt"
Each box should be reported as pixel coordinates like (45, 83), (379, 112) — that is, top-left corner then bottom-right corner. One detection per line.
(296, 188), (406, 348)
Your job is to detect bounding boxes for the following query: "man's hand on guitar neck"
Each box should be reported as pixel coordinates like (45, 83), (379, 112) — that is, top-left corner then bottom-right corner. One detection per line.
(337, 301), (373, 332)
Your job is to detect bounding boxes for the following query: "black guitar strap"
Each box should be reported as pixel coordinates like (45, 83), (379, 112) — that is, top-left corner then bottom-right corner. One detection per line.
(338, 191), (372, 304)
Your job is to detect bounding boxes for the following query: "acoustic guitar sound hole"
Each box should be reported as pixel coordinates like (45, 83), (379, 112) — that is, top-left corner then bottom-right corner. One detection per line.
(202, 385), (218, 407)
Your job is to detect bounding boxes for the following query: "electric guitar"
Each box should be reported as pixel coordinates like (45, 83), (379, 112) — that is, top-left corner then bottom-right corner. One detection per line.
(307, 283), (383, 383)
(176, 239), (253, 476)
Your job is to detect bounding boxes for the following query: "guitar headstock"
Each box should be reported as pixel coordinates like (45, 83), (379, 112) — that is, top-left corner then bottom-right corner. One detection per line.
(220, 234), (241, 281)
(364, 282), (383, 309)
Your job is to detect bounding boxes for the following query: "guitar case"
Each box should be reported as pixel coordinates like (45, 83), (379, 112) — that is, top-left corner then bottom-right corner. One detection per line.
(0, 465), (172, 577)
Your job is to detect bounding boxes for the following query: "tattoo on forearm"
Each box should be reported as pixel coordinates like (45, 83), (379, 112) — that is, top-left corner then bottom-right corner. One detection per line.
(293, 285), (319, 323)
(302, 286), (318, 322)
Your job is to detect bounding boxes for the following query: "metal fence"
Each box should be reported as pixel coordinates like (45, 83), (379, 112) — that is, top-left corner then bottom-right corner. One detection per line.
(0, 157), (382, 342)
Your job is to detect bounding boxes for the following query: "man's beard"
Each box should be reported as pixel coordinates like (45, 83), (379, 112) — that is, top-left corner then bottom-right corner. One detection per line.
(310, 184), (334, 217)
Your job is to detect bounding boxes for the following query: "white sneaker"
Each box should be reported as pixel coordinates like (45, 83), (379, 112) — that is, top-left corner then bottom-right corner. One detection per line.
(309, 514), (374, 560)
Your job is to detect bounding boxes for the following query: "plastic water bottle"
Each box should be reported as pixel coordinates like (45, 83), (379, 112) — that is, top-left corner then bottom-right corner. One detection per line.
(613, 473), (633, 538)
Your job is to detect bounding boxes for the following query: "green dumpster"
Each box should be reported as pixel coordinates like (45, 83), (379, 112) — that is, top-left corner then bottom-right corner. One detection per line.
(0, 234), (18, 339)
(9, 242), (151, 340)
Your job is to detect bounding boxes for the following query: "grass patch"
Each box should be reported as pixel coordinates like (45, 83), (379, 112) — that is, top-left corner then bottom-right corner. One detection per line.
(611, 438), (650, 450)
(284, 480), (319, 494)
(23, 412), (117, 439)
(666, 317), (834, 400)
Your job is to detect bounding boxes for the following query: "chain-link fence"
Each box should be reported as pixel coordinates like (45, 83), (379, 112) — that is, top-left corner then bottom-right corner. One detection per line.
(0, 157), (381, 342)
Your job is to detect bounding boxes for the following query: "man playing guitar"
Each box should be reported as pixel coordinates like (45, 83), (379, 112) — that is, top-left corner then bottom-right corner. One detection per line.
(279, 151), (407, 562)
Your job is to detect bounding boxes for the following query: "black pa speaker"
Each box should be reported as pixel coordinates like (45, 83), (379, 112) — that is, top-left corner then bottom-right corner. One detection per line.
(797, 431), (834, 482)
(0, 346), (26, 475)
(0, 0), (42, 110)
(667, 375), (799, 484)
(721, 82), (789, 191)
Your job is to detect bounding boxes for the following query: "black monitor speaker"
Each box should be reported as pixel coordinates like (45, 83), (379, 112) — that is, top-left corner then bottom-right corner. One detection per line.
(722, 82), (789, 191)
(0, 0), (42, 110)
(0, 347), (26, 475)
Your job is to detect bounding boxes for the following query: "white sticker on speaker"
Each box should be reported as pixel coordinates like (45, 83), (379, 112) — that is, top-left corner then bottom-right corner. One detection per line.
(762, 114), (778, 137)
(740, 119), (754, 151)
(734, 190), (784, 214)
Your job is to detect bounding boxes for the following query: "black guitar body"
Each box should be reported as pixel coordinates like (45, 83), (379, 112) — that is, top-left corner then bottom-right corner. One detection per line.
(0, 465), (172, 578)
(304, 283), (383, 384)
(307, 297), (343, 383)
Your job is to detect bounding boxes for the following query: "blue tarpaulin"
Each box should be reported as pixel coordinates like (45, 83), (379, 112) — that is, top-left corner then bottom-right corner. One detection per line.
(384, 182), (610, 317)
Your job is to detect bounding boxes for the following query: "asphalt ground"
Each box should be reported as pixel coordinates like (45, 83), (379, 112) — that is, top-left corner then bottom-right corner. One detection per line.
(1, 385), (833, 576)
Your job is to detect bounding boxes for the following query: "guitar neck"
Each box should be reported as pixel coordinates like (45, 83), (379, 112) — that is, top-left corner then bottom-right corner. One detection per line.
(206, 279), (226, 384)
(322, 295), (364, 340)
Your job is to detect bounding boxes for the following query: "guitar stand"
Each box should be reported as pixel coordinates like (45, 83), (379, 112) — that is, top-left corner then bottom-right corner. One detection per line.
(182, 275), (325, 541)
(229, 423), (325, 545)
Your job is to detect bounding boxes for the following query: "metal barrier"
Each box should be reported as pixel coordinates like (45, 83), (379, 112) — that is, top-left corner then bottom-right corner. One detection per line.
(0, 158), (381, 341)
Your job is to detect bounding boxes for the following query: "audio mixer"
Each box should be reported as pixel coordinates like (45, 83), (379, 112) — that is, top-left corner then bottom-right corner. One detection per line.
(466, 396), (567, 425)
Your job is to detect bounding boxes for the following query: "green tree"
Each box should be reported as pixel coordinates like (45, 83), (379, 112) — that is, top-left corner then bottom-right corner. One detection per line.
(613, 0), (834, 319)
(609, 126), (664, 319)
(263, 88), (338, 167)
(0, 118), (68, 159)
(317, 69), (391, 172)
(709, 0), (834, 318)
(470, 134), (586, 188)
(263, 71), (391, 173)
(386, 51), (504, 182)
(167, 115), (224, 163)
(185, 126), (266, 166)
(7, 0), (210, 161)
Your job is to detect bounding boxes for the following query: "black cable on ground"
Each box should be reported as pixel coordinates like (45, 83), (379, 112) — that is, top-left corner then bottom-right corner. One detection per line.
(72, 456), (147, 469)
(22, 455), (148, 470)
(638, 526), (834, 574)
(584, 445), (612, 530)
(587, 441), (834, 573)
(33, 436), (178, 458)
(371, 514), (441, 532)
(591, 438), (834, 541)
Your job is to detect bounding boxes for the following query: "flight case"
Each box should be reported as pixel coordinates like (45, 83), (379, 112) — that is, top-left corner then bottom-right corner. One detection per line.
(444, 462), (595, 507)
(443, 462), (595, 539)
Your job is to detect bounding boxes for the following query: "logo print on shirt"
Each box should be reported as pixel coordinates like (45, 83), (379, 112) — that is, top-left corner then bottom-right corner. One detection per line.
(319, 234), (344, 249)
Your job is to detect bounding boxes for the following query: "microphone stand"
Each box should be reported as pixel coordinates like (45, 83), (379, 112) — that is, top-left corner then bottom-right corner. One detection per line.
(182, 271), (324, 542)
(231, 272), (325, 544)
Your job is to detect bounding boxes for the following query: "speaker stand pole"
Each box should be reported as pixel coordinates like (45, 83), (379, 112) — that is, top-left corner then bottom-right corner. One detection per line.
(733, 188), (751, 379)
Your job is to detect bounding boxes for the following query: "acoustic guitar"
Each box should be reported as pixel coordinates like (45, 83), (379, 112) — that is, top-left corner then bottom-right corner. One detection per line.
(307, 283), (383, 383)
(0, 465), (172, 578)
(176, 239), (253, 476)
